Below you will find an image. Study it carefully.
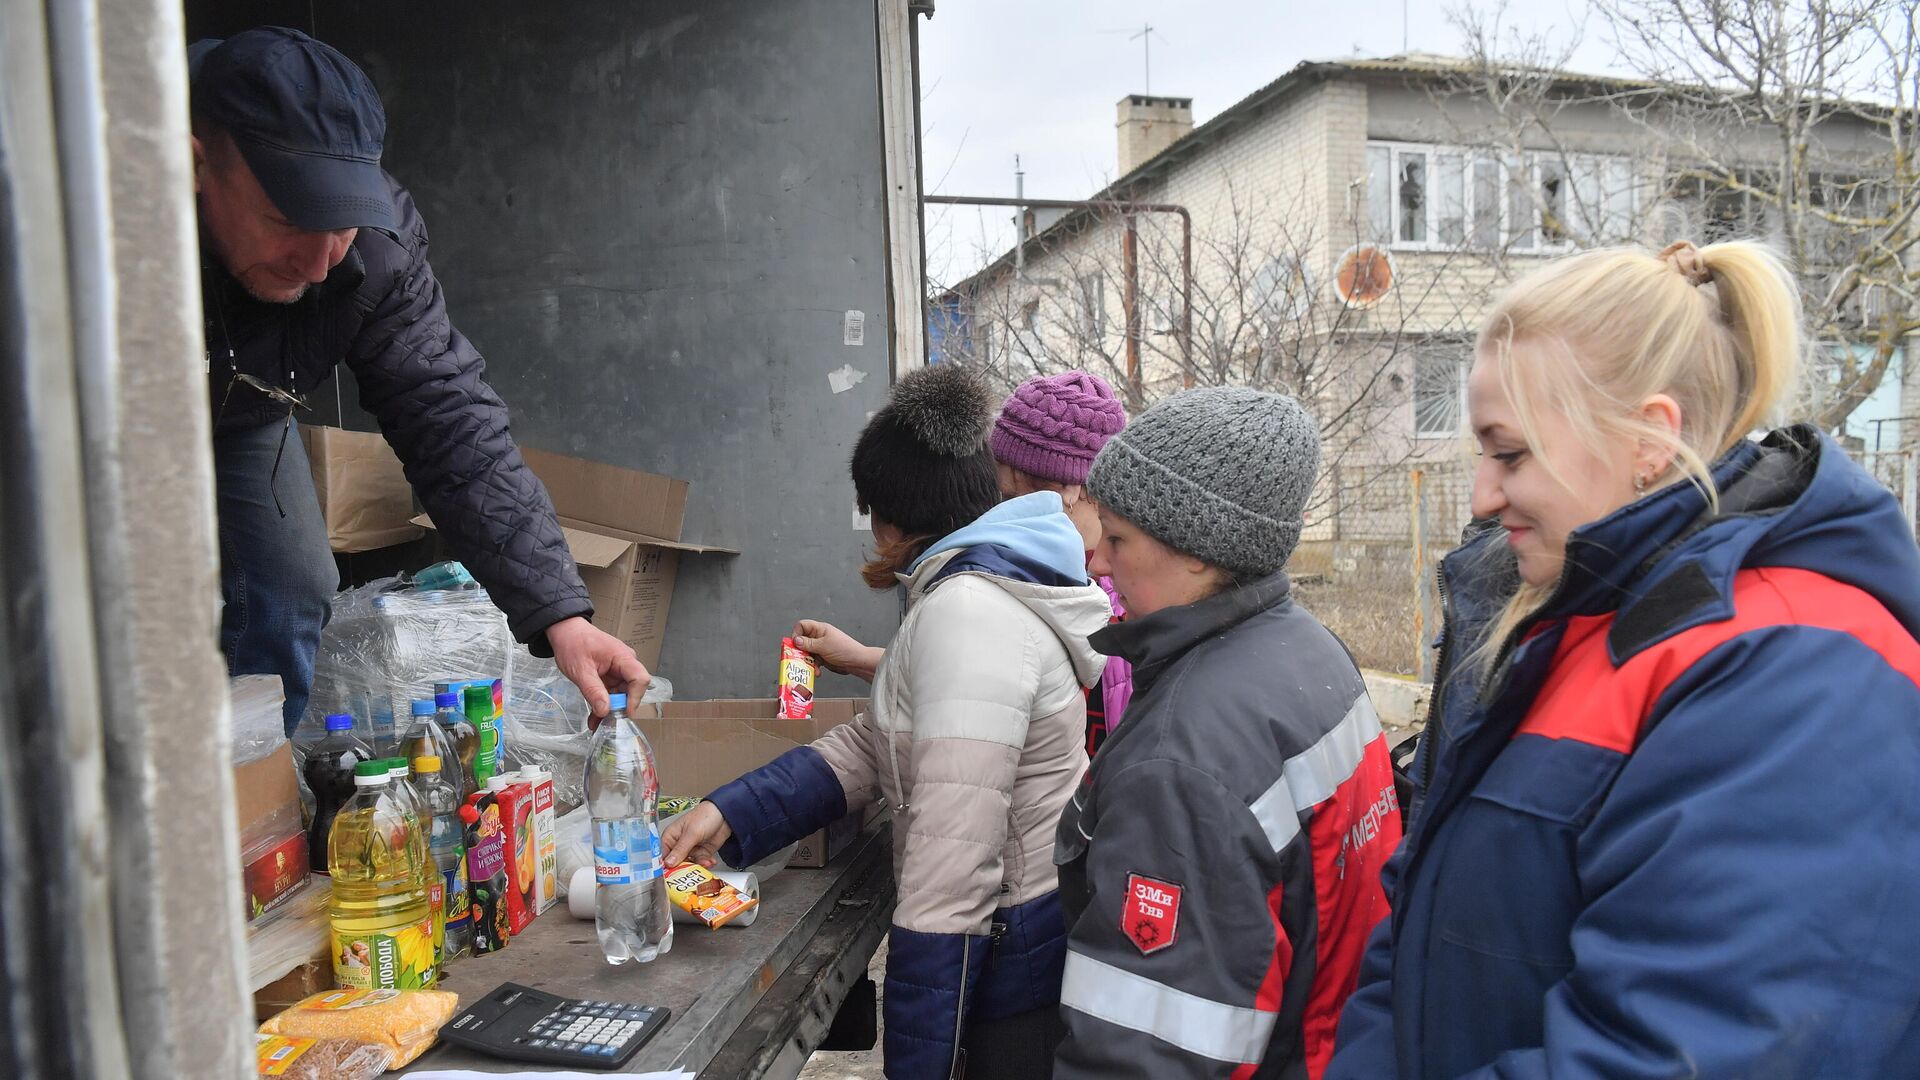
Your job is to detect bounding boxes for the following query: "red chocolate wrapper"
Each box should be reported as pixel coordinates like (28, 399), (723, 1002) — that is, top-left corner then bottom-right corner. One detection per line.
(777, 637), (818, 720)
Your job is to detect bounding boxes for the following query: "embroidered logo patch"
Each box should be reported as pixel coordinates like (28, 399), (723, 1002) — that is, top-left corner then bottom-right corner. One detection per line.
(1123, 873), (1181, 955)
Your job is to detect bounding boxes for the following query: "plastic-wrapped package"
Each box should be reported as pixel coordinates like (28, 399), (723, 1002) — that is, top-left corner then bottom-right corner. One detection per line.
(258, 989), (460, 1069)
(302, 578), (512, 753)
(234, 674), (311, 920)
(247, 876), (331, 991)
(232, 674), (289, 767)
(301, 573), (680, 813)
(255, 1033), (389, 1079)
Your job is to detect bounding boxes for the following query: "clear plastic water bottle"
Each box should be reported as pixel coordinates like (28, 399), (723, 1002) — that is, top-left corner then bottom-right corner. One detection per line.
(412, 754), (472, 965)
(405, 698), (463, 795)
(433, 691), (479, 799)
(586, 693), (672, 964)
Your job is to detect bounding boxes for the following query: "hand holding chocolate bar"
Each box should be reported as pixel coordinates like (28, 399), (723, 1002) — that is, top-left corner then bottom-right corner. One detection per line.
(789, 619), (884, 682)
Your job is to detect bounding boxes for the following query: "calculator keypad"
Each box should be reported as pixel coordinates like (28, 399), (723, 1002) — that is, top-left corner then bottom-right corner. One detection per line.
(518, 1001), (658, 1056)
(440, 982), (667, 1070)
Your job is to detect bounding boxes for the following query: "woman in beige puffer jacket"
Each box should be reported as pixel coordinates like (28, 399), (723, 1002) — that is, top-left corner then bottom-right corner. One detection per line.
(664, 364), (1108, 1080)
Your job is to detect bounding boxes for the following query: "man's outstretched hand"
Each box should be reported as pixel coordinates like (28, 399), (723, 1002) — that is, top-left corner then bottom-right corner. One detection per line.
(547, 615), (649, 719)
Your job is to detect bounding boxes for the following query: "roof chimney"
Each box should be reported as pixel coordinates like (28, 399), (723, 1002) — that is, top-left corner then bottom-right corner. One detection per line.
(1116, 94), (1193, 175)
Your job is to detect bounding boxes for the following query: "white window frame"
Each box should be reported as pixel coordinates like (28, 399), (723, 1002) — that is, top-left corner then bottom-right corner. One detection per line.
(1368, 141), (1638, 254)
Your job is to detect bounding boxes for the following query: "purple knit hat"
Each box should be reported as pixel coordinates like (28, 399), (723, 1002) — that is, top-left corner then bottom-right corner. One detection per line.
(990, 370), (1128, 485)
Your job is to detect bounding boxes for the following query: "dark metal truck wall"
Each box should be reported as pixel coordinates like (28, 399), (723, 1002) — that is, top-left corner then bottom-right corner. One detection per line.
(185, 1), (908, 697)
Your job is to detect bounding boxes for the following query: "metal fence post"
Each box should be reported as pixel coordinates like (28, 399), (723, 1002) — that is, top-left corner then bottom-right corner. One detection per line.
(1905, 451), (1918, 539)
(1411, 469), (1436, 681)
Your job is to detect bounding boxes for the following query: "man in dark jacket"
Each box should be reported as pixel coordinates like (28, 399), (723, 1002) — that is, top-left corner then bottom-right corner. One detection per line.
(191, 27), (644, 733)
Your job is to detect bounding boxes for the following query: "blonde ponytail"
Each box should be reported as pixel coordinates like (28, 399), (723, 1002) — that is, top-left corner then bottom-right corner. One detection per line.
(1695, 242), (1802, 447)
(1459, 240), (1803, 683)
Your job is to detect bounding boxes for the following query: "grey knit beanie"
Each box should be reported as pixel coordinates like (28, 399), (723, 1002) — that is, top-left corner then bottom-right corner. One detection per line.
(1086, 387), (1320, 577)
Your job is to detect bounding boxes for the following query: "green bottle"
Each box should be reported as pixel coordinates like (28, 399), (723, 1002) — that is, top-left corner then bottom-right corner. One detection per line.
(464, 683), (498, 788)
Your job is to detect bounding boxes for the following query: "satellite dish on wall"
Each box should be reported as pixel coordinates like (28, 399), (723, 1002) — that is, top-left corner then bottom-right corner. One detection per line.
(1334, 244), (1396, 309)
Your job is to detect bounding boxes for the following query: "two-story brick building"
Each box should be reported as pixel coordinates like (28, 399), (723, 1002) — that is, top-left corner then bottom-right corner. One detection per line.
(938, 53), (1905, 560)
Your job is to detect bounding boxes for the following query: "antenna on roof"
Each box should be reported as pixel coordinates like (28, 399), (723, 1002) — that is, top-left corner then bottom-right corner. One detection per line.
(1099, 23), (1169, 95)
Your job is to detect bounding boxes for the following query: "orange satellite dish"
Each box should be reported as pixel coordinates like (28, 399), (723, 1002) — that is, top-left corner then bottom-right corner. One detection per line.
(1334, 244), (1396, 309)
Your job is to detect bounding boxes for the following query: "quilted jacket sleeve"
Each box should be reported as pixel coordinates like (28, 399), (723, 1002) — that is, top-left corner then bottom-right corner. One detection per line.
(707, 743), (850, 869)
(345, 178), (590, 650)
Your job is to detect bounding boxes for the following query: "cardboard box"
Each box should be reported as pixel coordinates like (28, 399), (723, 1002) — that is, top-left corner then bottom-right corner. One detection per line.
(790, 809), (866, 869)
(253, 951), (332, 1022)
(640, 698), (876, 870)
(413, 447), (734, 671)
(299, 425), (424, 553)
(233, 741), (301, 834)
(233, 742), (311, 921)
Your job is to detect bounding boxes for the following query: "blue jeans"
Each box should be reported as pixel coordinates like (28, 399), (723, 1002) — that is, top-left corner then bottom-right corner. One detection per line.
(215, 419), (339, 737)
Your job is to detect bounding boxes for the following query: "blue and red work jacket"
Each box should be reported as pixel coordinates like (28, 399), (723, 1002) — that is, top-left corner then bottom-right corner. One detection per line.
(1329, 427), (1920, 1080)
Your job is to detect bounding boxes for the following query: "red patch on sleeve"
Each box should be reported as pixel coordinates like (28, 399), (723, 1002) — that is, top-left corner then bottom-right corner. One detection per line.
(1123, 873), (1182, 955)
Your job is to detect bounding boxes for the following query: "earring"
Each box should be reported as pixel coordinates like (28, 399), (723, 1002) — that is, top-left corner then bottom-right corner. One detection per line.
(1634, 472), (1648, 495)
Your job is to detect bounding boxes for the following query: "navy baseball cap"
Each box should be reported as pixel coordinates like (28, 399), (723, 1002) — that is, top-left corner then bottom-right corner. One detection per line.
(188, 27), (398, 234)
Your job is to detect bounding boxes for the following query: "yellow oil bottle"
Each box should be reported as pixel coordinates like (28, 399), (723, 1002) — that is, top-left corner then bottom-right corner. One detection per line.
(327, 760), (437, 990)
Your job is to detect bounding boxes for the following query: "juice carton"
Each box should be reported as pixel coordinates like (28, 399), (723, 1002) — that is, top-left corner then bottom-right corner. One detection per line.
(522, 767), (559, 915)
(492, 776), (537, 936)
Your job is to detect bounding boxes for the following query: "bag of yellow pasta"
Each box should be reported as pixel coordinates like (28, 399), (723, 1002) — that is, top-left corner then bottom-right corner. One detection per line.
(258, 988), (459, 1069)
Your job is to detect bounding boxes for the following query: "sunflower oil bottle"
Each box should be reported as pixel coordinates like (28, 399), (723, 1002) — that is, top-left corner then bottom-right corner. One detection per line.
(327, 761), (437, 990)
(384, 758), (443, 977)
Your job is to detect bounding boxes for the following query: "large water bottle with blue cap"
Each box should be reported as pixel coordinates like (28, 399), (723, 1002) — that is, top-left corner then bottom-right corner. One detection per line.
(585, 693), (672, 964)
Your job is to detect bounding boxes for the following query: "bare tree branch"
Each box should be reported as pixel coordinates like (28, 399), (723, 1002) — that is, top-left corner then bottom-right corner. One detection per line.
(1447, 0), (1920, 433)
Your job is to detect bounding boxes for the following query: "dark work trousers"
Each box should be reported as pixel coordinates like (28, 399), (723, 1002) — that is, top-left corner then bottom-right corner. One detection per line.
(958, 1004), (1066, 1079)
(215, 418), (339, 736)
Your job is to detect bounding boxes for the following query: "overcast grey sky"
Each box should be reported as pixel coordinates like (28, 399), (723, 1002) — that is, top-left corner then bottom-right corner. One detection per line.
(916, 1), (1621, 286)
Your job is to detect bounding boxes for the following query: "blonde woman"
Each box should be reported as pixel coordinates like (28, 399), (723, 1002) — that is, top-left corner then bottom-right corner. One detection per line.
(1329, 241), (1920, 1079)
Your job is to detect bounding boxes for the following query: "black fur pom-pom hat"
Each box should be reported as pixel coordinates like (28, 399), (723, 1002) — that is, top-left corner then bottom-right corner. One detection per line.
(851, 363), (1001, 541)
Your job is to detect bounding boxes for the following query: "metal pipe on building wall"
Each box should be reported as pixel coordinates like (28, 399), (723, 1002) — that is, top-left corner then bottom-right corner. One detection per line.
(924, 194), (1194, 398)
(1123, 215), (1140, 405)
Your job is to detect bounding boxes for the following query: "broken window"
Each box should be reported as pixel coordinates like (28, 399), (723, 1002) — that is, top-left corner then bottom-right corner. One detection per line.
(1398, 151), (1428, 244)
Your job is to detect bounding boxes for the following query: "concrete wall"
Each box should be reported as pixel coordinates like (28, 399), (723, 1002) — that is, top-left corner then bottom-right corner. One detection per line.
(3, 0), (250, 1073)
(186, 1), (906, 697)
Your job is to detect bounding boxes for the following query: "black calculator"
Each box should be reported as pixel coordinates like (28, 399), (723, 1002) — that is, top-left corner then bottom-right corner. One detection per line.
(437, 981), (670, 1070)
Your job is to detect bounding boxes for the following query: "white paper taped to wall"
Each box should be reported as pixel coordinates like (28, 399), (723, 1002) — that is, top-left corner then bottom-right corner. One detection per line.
(828, 364), (867, 394)
(843, 309), (866, 346)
